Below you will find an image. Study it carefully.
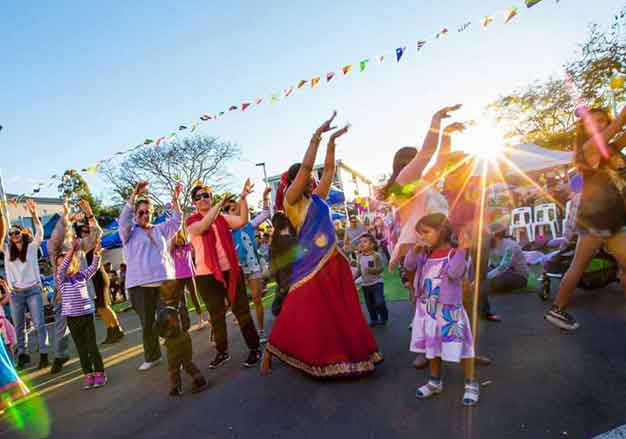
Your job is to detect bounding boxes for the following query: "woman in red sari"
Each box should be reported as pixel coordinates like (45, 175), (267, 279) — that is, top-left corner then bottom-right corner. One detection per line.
(262, 112), (383, 377)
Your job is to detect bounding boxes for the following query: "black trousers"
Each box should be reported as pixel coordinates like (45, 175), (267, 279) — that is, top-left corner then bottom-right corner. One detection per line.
(164, 331), (201, 389)
(129, 286), (162, 362)
(66, 314), (104, 374)
(195, 271), (259, 354)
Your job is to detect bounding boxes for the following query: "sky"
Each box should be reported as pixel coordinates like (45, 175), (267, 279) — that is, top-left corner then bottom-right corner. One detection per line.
(0, 0), (622, 204)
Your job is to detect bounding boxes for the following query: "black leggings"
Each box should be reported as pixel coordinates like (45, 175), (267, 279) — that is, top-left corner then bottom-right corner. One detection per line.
(67, 314), (104, 374)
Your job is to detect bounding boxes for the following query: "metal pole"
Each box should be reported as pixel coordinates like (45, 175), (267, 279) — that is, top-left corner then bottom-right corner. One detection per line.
(256, 162), (271, 211)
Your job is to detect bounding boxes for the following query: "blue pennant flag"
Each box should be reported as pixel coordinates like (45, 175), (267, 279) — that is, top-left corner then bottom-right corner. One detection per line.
(396, 47), (406, 62)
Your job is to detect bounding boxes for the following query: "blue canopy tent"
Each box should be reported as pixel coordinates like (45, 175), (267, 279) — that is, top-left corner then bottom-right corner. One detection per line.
(331, 211), (346, 221)
(43, 214), (60, 240)
(327, 186), (345, 206)
(101, 213), (167, 250)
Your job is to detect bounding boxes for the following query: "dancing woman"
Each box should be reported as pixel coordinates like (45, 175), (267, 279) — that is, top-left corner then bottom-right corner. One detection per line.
(262, 112), (382, 377)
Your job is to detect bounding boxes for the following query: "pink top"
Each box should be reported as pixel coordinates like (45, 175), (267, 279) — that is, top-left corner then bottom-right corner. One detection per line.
(172, 243), (196, 280)
(191, 224), (231, 276)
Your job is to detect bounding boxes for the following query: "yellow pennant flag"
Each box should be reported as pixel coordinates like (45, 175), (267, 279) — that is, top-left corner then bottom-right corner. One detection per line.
(480, 16), (493, 28)
(297, 80), (308, 89)
(504, 6), (518, 24)
(311, 77), (320, 88)
(342, 64), (352, 75)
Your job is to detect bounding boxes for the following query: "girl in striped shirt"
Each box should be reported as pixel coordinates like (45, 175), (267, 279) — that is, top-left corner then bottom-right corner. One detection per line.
(55, 238), (107, 389)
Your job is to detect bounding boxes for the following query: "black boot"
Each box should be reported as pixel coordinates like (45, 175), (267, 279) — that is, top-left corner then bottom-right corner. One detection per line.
(191, 375), (209, 394)
(16, 353), (31, 370)
(110, 326), (125, 343)
(50, 356), (70, 374)
(38, 353), (50, 370)
(101, 327), (114, 345)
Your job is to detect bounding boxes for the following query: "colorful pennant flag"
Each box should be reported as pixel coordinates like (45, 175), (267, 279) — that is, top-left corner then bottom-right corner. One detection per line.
(284, 87), (294, 97)
(200, 114), (212, 121)
(144, 138), (154, 145)
(342, 65), (353, 75)
(326, 72), (335, 83)
(169, 132), (176, 139)
(241, 102), (251, 111)
(396, 47), (406, 62)
(228, 105), (238, 111)
(504, 6), (518, 24)
(178, 125), (187, 131)
(255, 98), (263, 105)
(359, 59), (370, 72)
(378, 55), (385, 64)
(191, 123), (197, 132)
(297, 80), (308, 89)
(86, 165), (100, 174)
(458, 21), (471, 32)
(416, 40), (426, 51)
(436, 27), (449, 38)
(271, 93), (279, 103)
(311, 77), (321, 88)
(218, 112), (224, 116)
(480, 16), (493, 28)
(525, 0), (543, 7)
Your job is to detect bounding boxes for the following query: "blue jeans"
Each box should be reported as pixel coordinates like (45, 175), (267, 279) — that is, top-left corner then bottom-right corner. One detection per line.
(52, 302), (70, 359)
(10, 286), (49, 355)
(362, 283), (389, 324)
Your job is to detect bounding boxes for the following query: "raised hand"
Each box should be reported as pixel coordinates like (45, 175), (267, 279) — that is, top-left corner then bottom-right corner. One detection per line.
(63, 198), (70, 217)
(444, 122), (466, 135)
(94, 240), (102, 256)
(316, 111), (338, 135)
(134, 181), (150, 197)
(219, 193), (236, 209)
(172, 182), (183, 201)
(329, 123), (350, 145)
(79, 199), (94, 218)
(240, 178), (255, 199)
(71, 236), (81, 252)
(263, 186), (272, 199)
(25, 199), (37, 216)
(433, 104), (462, 121)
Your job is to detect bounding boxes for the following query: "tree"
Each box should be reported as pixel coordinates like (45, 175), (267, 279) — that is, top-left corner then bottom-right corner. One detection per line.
(100, 135), (239, 212)
(58, 170), (101, 214)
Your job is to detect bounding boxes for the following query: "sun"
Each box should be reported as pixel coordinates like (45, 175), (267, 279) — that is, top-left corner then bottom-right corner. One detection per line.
(458, 121), (508, 163)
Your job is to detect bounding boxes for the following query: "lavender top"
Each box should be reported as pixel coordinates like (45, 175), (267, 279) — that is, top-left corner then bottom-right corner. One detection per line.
(56, 253), (100, 317)
(119, 203), (182, 289)
(404, 247), (468, 306)
(172, 243), (195, 280)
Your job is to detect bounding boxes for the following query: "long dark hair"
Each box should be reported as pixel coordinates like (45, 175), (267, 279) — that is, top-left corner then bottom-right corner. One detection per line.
(574, 108), (611, 168)
(416, 213), (453, 248)
(269, 212), (297, 275)
(378, 146), (417, 200)
(287, 163), (301, 186)
(8, 225), (32, 263)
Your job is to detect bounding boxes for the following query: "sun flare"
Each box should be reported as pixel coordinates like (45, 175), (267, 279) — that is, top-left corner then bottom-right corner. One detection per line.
(458, 122), (508, 163)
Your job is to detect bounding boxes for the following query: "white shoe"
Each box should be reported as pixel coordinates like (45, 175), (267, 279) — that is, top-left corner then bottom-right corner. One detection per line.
(138, 359), (161, 371)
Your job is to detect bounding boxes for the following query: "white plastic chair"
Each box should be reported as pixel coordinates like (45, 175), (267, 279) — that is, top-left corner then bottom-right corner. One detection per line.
(561, 200), (572, 237)
(509, 207), (534, 242)
(533, 203), (559, 240)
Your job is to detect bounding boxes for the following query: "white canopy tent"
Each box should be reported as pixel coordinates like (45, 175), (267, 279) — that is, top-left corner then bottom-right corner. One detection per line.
(501, 143), (572, 176)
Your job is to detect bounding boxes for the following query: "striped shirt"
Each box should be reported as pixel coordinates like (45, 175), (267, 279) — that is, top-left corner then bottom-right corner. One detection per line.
(55, 253), (101, 317)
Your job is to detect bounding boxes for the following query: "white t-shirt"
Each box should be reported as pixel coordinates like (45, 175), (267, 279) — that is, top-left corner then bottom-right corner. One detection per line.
(3, 237), (43, 291)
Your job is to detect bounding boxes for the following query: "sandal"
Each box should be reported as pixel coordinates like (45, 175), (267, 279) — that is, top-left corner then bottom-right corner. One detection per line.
(415, 378), (443, 399)
(463, 381), (480, 406)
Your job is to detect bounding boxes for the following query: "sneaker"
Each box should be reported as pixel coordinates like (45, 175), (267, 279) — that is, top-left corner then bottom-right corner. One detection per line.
(242, 350), (262, 368)
(258, 330), (268, 344)
(191, 376), (209, 394)
(93, 372), (107, 388)
(38, 353), (50, 370)
(208, 352), (231, 370)
(545, 305), (580, 331)
(485, 313), (502, 323)
(138, 359), (161, 371)
(50, 357), (70, 374)
(83, 373), (95, 390)
(169, 384), (183, 397)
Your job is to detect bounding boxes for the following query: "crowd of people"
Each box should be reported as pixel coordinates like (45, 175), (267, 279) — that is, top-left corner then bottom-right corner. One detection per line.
(1, 102), (626, 410)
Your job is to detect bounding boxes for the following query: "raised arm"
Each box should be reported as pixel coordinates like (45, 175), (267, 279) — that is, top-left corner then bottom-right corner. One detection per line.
(583, 105), (626, 168)
(422, 122), (466, 183)
(251, 187), (272, 228)
(48, 199), (70, 261)
(82, 242), (102, 280)
(157, 184), (183, 240)
(78, 199), (102, 252)
(119, 181), (149, 244)
(315, 124), (350, 199)
(224, 179), (253, 231)
(25, 199), (43, 246)
(285, 111), (337, 205)
(0, 203), (6, 246)
(396, 105), (462, 186)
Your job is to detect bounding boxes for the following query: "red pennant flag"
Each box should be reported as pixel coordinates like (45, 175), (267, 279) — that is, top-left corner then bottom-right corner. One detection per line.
(242, 103), (251, 111)
(284, 87), (294, 97)
(155, 137), (165, 146)
(326, 72), (335, 82)
(255, 98), (263, 105)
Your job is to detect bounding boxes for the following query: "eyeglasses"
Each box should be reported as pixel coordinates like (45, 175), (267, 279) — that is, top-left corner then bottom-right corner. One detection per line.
(137, 209), (152, 217)
(9, 230), (21, 237)
(194, 193), (211, 202)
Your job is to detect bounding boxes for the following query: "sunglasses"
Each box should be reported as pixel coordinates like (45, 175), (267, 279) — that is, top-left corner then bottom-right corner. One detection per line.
(194, 193), (211, 202)
(137, 209), (152, 217)
(9, 230), (22, 237)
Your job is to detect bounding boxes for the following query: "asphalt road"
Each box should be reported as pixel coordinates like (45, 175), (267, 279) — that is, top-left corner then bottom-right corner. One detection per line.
(2, 283), (626, 439)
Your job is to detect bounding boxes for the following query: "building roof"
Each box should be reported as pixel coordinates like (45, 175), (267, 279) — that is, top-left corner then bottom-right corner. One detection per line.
(6, 193), (63, 205)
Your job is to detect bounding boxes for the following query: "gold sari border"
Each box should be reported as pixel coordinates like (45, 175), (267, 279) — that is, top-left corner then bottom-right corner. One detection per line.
(266, 343), (383, 378)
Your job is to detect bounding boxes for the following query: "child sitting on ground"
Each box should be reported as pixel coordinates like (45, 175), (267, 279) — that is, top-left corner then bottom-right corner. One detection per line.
(55, 239), (107, 389)
(355, 234), (388, 326)
(404, 213), (479, 406)
(158, 280), (208, 397)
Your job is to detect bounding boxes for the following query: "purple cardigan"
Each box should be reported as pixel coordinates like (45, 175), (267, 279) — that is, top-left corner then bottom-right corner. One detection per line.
(119, 203), (181, 289)
(404, 247), (468, 306)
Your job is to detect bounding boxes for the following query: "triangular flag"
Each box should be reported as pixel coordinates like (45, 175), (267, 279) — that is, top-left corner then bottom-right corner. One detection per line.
(284, 87), (294, 97)
(458, 21), (471, 32)
(326, 72), (335, 82)
(178, 125), (187, 130)
(396, 47), (406, 62)
(342, 65), (352, 75)
(191, 123), (197, 132)
(218, 111), (225, 116)
(504, 6), (518, 24)
(271, 93), (279, 103)
(297, 80), (308, 89)
(359, 59), (369, 72)
(416, 40), (426, 51)
(86, 165), (100, 174)
(169, 132), (176, 138)
(241, 102), (251, 111)
(378, 55), (385, 64)
(525, 0), (543, 8)
(228, 105), (238, 111)
(480, 16), (493, 28)
(144, 138), (154, 145)
(255, 98), (263, 105)
(155, 137), (165, 145)
(436, 27), (449, 38)
(311, 77), (321, 87)
(200, 114), (212, 121)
